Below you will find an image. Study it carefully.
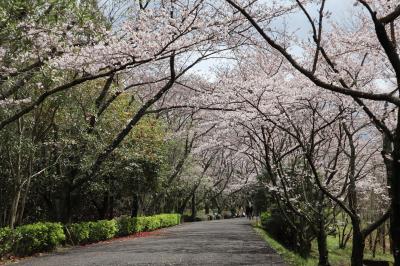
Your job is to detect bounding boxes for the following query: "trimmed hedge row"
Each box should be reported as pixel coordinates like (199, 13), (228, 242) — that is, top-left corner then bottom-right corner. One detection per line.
(67, 214), (181, 244)
(0, 213), (181, 258)
(0, 222), (65, 257)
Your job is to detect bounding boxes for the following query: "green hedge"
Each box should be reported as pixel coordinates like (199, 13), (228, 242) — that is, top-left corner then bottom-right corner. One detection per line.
(156, 214), (181, 227)
(0, 227), (14, 258)
(116, 215), (135, 236)
(13, 222), (65, 256)
(132, 214), (181, 233)
(65, 220), (117, 244)
(260, 211), (271, 228)
(87, 220), (118, 242)
(1, 213), (180, 258)
(65, 222), (91, 245)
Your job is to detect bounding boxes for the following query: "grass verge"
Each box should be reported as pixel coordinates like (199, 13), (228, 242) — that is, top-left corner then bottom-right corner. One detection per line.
(254, 226), (394, 266)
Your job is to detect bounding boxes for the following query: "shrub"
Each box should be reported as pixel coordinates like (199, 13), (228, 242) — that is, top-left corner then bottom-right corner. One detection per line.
(215, 213), (223, 220)
(0, 227), (14, 257)
(116, 216), (136, 236)
(137, 216), (160, 232)
(87, 220), (117, 242)
(134, 217), (146, 233)
(157, 214), (181, 228)
(146, 216), (161, 231)
(134, 214), (180, 232)
(13, 222), (65, 256)
(222, 211), (232, 219)
(260, 211), (271, 227)
(65, 222), (91, 245)
(260, 210), (312, 255)
(1, 214), (180, 258)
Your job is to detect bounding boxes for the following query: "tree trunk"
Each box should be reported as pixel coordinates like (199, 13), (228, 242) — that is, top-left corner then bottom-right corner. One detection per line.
(63, 188), (72, 223)
(382, 223), (386, 254)
(9, 187), (22, 228)
(131, 193), (139, 218)
(389, 115), (400, 265)
(316, 201), (330, 266)
(205, 202), (210, 215)
(17, 176), (31, 225)
(372, 228), (380, 258)
(351, 226), (365, 266)
(191, 191), (196, 220)
(9, 118), (23, 228)
(317, 228), (330, 266)
(298, 236), (311, 258)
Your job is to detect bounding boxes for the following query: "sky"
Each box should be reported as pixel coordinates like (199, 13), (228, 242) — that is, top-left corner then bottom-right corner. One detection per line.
(191, 0), (357, 79)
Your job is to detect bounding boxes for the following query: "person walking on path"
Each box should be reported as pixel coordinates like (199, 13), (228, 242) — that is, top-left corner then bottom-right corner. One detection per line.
(246, 204), (253, 220)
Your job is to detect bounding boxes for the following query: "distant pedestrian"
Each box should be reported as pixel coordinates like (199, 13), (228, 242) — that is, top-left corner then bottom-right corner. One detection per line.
(245, 205), (253, 220)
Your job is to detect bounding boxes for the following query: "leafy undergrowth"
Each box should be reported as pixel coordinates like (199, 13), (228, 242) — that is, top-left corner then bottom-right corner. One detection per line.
(254, 226), (394, 266)
(254, 227), (316, 266)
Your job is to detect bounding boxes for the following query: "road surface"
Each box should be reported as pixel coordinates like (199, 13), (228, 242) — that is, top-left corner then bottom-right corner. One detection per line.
(13, 218), (286, 266)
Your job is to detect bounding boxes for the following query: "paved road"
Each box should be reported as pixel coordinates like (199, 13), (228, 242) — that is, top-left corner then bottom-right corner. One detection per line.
(13, 218), (286, 266)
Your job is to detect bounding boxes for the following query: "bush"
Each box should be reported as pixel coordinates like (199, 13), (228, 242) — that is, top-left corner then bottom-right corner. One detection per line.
(260, 211), (292, 244)
(87, 220), (117, 242)
(13, 222), (65, 256)
(0, 214), (180, 258)
(134, 217), (146, 232)
(222, 211), (232, 219)
(145, 216), (161, 231)
(65, 222), (91, 245)
(157, 214), (180, 227)
(0, 227), (14, 257)
(260, 211), (271, 227)
(65, 219), (117, 244)
(116, 216), (136, 236)
(260, 210), (312, 256)
(134, 216), (160, 232)
(134, 214), (180, 232)
(215, 213), (223, 220)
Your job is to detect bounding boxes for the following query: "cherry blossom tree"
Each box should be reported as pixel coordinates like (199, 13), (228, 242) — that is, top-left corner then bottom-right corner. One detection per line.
(225, 0), (400, 264)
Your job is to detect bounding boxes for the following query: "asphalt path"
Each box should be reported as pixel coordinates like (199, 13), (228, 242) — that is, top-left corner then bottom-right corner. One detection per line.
(13, 218), (286, 266)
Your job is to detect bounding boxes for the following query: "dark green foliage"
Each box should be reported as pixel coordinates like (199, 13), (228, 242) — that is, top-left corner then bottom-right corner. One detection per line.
(13, 222), (65, 256)
(87, 220), (117, 242)
(260, 211), (312, 257)
(134, 216), (161, 232)
(65, 220), (117, 244)
(260, 211), (271, 228)
(116, 216), (136, 236)
(2, 214), (180, 258)
(143, 216), (161, 231)
(261, 211), (295, 246)
(65, 222), (91, 245)
(0, 227), (14, 257)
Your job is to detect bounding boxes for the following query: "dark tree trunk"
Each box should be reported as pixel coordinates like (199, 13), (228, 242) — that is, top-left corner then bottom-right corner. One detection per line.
(382, 224), (386, 254)
(205, 202), (210, 215)
(351, 225), (365, 266)
(109, 195), (114, 219)
(317, 215), (330, 266)
(391, 120), (400, 265)
(297, 236), (311, 258)
(317, 229), (330, 266)
(191, 192), (196, 220)
(131, 193), (139, 218)
(63, 188), (72, 223)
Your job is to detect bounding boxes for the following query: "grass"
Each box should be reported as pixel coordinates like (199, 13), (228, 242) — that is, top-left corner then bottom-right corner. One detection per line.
(254, 227), (318, 266)
(254, 225), (394, 266)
